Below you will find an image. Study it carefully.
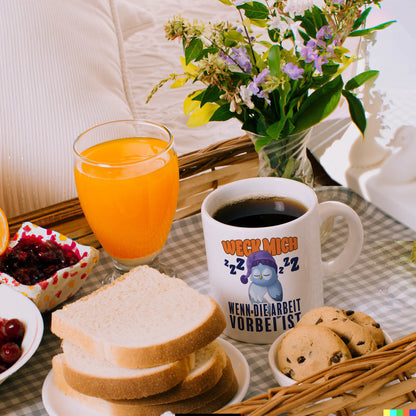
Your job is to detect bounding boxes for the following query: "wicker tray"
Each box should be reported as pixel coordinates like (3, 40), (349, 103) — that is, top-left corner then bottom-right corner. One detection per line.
(6, 135), (416, 415)
(219, 332), (416, 415)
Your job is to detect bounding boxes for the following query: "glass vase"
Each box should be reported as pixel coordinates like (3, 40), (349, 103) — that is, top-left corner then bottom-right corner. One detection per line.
(247, 128), (314, 187)
(248, 128), (333, 238)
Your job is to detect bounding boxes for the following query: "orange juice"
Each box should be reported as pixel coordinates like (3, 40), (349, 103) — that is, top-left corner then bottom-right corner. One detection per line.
(74, 137), (179, 264)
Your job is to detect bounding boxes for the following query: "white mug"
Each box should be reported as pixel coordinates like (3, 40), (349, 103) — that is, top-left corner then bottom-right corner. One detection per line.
(201, 177), (364, 344)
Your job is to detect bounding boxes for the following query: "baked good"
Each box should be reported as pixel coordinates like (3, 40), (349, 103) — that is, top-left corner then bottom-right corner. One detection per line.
(277, 325), (352, 381)
(296, 306), (378, 356)
(136, 340), (227, 404)
(317, 318), (377, 357)
(343, 309), (385, 348)
(59, 341), (193, 400)
(296, 306), (347, 326)
(52, 354), (238, 416)
(51, 265), (226, 368)
(51, 266), (236, 413)
(59, 340), (226, 401)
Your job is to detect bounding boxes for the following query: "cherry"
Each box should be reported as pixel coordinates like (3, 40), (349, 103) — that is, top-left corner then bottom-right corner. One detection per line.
(2, 319), (25, 342)
(0, 342), (21, 364)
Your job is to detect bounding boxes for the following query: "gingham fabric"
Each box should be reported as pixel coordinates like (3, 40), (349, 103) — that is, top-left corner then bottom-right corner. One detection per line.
(2, 187), (415, 415)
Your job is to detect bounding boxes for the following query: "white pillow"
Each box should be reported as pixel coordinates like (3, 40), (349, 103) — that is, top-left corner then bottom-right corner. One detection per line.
(0, 0), (138, 217)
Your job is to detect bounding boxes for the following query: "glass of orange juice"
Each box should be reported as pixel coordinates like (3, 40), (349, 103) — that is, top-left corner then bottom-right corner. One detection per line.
(73, 120), (179, 280)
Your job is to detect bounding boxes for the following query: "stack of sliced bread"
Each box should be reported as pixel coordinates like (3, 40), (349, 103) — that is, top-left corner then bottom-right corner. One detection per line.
(50, 266), (238, 415)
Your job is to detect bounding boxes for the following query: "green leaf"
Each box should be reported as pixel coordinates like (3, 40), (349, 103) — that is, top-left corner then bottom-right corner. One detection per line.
(209, 103), (235, 122)
(194, 85), (222, 106)
(266, 119), (285, 140)
(349, 20), (396, 37)
(184, 38), (203, 65)
(237, 1), (269, 20)
(249, 18), (268, 28)
(267, 45), (281, 77)
(311, 5), (327, 28)
(299, 15), (316, 38)
(342, 90), (366, 136)
(268, 28), (280, 43)
(345, 70), (379, 90)
(352, 7), (372, 30)
(253, 135), (273, 152)
(217, 0), (233, 4)
(224, 29), (246, 43)
(298, 29), (310, 43)
(322, 63), (340, 77)
(293, 75), (343, 133)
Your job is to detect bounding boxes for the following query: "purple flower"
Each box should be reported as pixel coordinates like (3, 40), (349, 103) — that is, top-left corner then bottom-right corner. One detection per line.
(221, 47), (253, 73)
(253, 68), (270, 85)
(282, 62), (304, 80)
(246, 69), (271, 103)
(313, 55), (329, 73)
(300, 40), (318, 63)
(317, 25), (333, 40)
(332, 0), (345, 4)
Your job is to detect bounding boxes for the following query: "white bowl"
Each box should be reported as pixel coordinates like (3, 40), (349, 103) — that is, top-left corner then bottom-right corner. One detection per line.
(268, 328), (393, 386)
(0, 284), (44, 384)
(268, 331), (296, 386)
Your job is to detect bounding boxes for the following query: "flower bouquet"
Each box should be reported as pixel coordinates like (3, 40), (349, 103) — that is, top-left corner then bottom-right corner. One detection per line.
(148, 0), (394, 182)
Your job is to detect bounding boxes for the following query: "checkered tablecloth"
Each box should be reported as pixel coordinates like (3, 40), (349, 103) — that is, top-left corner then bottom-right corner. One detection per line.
(2, 187), (416, 416)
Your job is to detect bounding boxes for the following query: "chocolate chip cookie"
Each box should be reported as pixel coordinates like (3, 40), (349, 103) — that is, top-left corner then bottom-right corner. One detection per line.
(344, 309), (385, 348)
(297, 306), (378, 357)
(317, 318), (377, 357)
(277, 325), (352, 381)
(296, 306), (347, 326)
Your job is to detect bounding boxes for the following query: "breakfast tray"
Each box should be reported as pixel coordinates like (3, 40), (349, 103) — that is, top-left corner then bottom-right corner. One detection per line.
(2, 186), (416, 416)
(2, 135), (416, 416)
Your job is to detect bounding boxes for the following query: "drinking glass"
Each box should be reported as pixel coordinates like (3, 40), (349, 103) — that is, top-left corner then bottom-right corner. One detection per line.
(73, 120), (179, 282)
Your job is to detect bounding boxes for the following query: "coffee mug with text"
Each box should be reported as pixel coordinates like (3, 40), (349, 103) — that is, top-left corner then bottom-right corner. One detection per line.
(201, 177), (364, 344)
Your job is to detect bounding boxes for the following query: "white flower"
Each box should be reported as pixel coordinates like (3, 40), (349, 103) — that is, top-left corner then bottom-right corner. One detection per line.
(268, 15), (303, 49)
(286, 17), (304, 48)
(268, 16), (289, 32)
(239, 85), (255, 109)
(283, 0), (315, 17)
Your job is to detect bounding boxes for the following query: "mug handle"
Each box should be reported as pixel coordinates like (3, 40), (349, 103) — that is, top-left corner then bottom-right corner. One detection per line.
(319, 201), (364, 276)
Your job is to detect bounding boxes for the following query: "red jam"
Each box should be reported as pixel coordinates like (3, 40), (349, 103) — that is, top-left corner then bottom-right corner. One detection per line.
(0, 235), (80, 285)
(0, 317), (25, 373)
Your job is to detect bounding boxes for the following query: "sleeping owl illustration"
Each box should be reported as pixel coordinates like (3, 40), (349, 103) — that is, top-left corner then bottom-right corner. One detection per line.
(240, 250), (283, 309)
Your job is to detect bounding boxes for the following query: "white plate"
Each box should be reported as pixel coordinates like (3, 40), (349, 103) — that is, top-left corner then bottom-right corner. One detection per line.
(42, 338), (250, 416)
(0, 284), (44, 384)
(218, 337), (250, 405)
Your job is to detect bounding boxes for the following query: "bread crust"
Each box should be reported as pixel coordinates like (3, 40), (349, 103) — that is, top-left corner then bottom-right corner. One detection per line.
(53, 355), (238, 416)
(51, 267), (227, 368)
(60, 352), (193, 400)
(136, 340), (228, 404)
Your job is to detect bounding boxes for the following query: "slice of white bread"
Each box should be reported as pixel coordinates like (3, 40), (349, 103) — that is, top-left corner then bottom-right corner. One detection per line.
(136, 340), (227, 404)
(51, 265), (226, 368)
(59, 341), (193, 400)
(52, 355), (238, 416)
(60, 339), (227, 401)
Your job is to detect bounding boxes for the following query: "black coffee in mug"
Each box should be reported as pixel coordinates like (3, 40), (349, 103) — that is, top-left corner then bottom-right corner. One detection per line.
(213, 196), (307, 227)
